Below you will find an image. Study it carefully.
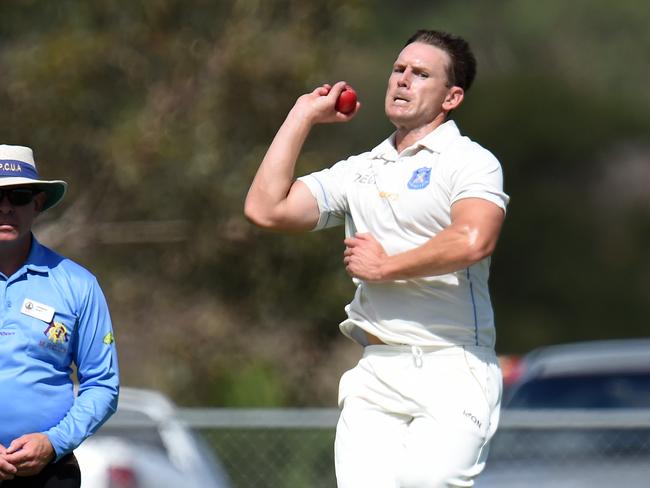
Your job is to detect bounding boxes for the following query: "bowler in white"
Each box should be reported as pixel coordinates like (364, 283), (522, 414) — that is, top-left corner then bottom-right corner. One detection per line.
(245, 29), (509, 488)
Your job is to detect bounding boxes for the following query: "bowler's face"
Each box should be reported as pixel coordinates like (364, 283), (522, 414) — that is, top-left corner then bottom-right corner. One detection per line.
(385, 42), (454, 131)
(0, 188), (44, 246)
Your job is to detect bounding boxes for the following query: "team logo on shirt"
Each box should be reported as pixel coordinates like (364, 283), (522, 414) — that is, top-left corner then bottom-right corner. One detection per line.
(407, 167), (431, 189)
(44, 321), (70, 344)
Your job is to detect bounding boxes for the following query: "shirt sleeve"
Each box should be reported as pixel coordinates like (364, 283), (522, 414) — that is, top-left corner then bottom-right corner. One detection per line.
(448, 141), (510, 212)
(44, 276), (119, 460)
(297, 158), (355, 231)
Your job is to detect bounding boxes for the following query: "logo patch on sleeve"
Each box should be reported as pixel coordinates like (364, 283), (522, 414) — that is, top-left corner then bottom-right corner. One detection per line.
(103, 332), (115, 345)
(407, 167), (432, 189)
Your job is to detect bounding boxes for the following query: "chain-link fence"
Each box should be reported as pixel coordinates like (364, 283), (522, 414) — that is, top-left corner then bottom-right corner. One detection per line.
(477, 410), (650, 487)
(180, 409), (338, 488)
(179, 408), (650, 488)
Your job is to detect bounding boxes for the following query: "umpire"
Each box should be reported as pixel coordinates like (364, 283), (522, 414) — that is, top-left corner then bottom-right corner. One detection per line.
(0, 145), (119, 487)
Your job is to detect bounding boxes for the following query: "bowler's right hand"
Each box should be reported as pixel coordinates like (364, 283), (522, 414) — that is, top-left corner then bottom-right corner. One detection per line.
(293, 81), (360, 125)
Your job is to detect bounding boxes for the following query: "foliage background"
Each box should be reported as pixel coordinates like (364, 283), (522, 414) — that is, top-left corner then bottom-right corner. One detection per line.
(1, 0), (648, 407)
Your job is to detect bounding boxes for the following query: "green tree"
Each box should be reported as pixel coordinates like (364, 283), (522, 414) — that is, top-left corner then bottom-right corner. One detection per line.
(1, 0), (648, 406)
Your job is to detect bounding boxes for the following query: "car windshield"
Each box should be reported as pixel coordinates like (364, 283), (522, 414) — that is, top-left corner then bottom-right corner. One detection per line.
(506, 372), (650, 408)
(95, 408), (168, 454)
(95, 425), (168, 453)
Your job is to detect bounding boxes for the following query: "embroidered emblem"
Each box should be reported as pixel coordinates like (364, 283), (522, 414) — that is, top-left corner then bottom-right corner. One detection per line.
(407, 167), (432, 189)
(103, 332), (115, 345)
(44, 322), (69, 344)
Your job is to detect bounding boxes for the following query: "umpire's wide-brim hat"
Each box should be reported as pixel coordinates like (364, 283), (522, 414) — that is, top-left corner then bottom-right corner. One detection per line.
(0, 144), (67, 211)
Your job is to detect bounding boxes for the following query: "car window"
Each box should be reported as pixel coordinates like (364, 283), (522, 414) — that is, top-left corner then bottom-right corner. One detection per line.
(95, 425), (168, 454)
(488, 428), (650, 461)
(505, 372), (650, 408)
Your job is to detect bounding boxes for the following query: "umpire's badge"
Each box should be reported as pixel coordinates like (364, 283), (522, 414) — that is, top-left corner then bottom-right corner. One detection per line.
(407, 167), (431, 189)
(44, 321), (69, 345)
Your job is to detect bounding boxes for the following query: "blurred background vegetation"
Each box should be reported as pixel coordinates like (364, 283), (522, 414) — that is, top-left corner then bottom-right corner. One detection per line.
(2, 0), (648, 407)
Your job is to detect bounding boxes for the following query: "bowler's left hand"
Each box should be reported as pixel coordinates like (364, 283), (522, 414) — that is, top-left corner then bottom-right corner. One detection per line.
(343, 233), (388, 281)
(4, 433), (55, 477)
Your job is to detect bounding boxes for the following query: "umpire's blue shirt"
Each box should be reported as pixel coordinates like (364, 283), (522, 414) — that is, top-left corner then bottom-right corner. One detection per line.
(0, 236), (119, 459)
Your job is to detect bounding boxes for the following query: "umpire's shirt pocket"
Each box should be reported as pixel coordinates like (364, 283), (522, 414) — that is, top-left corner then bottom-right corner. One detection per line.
(25, 312), (75, 370)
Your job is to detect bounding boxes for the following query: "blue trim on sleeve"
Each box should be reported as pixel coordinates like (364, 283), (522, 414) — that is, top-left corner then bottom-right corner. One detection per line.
(466, 267), (479, 346)
(312, 175), (332, 229)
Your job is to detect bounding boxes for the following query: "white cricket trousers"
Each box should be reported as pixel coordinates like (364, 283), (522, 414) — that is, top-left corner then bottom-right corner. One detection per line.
(334, 344), (502, 488)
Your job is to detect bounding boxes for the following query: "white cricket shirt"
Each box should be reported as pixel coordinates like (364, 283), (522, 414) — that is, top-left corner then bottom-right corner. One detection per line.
(298, 120), (509, 347)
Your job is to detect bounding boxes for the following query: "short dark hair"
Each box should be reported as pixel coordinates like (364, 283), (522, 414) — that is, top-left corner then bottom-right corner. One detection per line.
(405, 30), (477, 92)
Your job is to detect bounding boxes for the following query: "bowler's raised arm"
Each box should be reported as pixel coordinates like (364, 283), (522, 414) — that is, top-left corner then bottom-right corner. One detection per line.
(244, 81), (359, 231)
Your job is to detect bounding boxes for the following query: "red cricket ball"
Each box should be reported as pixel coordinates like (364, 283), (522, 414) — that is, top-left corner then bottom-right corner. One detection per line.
(335, 86), (357, 114)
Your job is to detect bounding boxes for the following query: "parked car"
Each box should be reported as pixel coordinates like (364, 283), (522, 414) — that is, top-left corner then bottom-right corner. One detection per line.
(503, 338), (650, 409)
(476, 338), (650, 488)
(75, 387), (231, 488)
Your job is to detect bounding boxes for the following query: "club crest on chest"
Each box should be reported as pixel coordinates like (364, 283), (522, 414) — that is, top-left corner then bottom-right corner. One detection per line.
(407, 167), (431, 190)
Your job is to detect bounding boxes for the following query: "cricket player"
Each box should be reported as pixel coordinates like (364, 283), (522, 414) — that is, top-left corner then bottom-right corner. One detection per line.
(245, 29), (509, 487)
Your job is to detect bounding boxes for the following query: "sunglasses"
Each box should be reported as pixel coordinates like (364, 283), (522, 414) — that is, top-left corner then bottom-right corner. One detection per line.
(0, 188), (41, 206)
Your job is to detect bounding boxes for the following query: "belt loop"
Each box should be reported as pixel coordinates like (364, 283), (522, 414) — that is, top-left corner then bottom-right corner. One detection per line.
(411, 345), (423, 368)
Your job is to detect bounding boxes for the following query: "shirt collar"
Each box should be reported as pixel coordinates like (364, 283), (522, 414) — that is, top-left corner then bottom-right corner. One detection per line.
(23, 235), (51, 274)
(369, 119), (461, 161)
